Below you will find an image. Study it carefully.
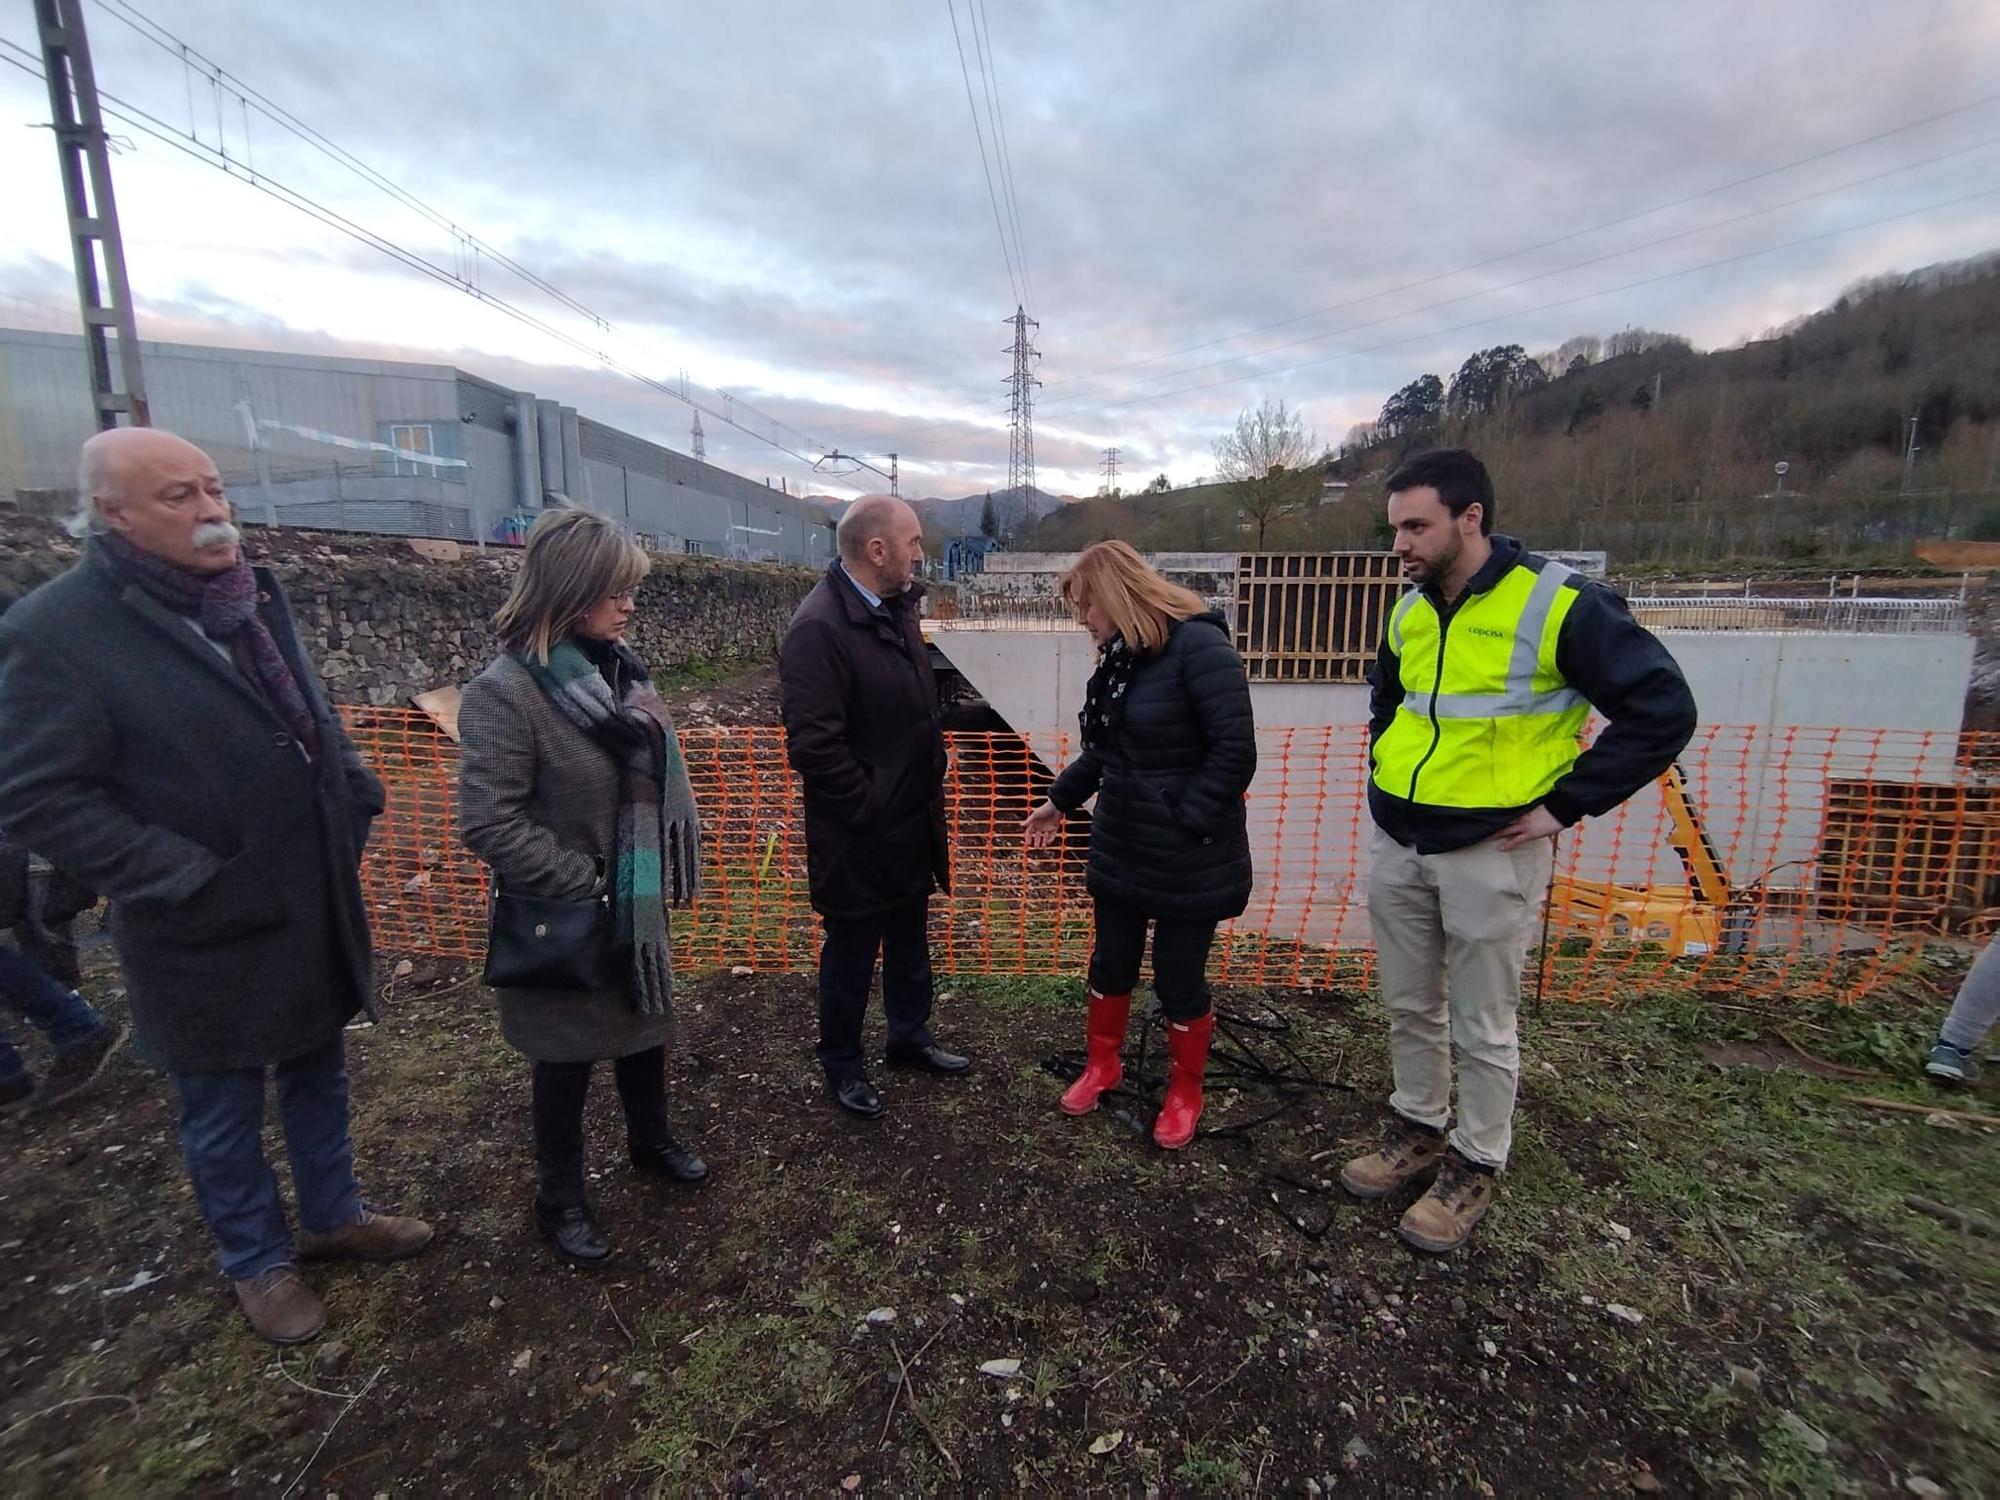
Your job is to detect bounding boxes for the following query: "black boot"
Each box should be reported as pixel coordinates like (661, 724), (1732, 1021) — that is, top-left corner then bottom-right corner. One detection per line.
(615, 1047), (708, 1185)
(535, 1199), (611, 1266)
(631, 1138), (710, 1186)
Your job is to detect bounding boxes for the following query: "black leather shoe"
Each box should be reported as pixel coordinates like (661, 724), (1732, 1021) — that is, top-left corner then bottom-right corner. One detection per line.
(884, 1042), (971, 1076)
(535, 1201), (611, 1266)
(631, 1138), (710, 1187)
(827, 1075), (885, 1119)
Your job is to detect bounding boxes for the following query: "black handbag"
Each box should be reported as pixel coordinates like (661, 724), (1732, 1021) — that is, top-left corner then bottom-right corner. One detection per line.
(481, 887), (613, 991)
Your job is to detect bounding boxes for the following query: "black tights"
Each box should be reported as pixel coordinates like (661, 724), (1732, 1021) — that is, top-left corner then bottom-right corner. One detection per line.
(530, 1046), (670, 1208)
(1086, 899), (1218, 1022)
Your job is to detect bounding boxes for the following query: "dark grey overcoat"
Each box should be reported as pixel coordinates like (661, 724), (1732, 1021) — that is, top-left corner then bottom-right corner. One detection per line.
(0, 542), (385, 1073)
(778, 565), (949, 920)
(456, 653), (674, 1064)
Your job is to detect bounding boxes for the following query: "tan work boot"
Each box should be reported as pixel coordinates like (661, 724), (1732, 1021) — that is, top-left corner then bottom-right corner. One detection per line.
(1339, 1118), (1448, 1199)
(1396, 1150), (1497, 1254)
(297, 1207), (434, 1262)
(233, 1266), (326, 1345)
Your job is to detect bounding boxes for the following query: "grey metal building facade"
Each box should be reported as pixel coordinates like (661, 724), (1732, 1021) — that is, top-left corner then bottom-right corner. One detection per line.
(0, 328), (835, 566)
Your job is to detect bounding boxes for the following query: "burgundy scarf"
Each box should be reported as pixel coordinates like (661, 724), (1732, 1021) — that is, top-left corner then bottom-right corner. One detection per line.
(99, 533), (321, 760)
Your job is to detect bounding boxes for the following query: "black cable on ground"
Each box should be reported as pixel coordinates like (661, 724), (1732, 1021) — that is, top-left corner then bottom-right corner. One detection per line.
(1041, 994), (1361, 1240)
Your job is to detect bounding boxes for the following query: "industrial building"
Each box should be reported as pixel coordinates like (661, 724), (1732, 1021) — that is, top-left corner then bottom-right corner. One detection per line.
(0, 327), (837, 566)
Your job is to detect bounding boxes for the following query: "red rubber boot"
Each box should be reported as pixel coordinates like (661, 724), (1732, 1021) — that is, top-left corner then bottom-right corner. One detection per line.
(1152, 1010), (1215, 1150)
(1059, 990), (1131, 1116)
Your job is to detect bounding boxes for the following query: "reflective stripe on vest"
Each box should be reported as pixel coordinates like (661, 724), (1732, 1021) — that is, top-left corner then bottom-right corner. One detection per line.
(1426, 561), (1584, 718)
(1372, 557), (1589, 811)
(1387, 590), (1420, 657)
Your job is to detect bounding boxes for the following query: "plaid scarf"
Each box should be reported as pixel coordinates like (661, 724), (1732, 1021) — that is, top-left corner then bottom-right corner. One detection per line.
(517, 639), (700, 1017)
(97, 533), (321, 760)
(1080, 632), (1139, 751)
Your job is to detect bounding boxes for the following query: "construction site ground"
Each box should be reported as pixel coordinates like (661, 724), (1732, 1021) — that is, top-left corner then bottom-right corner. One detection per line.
(1, 935), (1993, 1497)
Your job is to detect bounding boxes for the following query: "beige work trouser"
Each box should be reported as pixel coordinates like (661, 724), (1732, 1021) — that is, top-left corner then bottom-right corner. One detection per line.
(1367, 826), (1554, 1170)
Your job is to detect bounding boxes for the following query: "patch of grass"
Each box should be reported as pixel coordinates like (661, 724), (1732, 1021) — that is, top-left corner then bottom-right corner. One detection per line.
(1083, 1231), (1131, 1283)
(1754, 1411), (1842, 1498)
(946, 973), (1079, 1013)
(120, 1330), (286, 1493)
(1028, 1357), (1073, 1404)
(1911, 1341), (2000, 1493)
(627, 1312), (811, 1479)
(789, 1275), (838, 1317)
(1173, 1441), (1250, 1490)
(655, 655), (763, 691)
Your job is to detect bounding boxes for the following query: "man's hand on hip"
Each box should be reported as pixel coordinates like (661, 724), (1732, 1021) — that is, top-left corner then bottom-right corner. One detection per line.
(1495, 804), (1564, 851)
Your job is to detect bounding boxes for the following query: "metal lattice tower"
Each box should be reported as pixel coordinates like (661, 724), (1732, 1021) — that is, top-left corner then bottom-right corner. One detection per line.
(690, 412), (705, 463)
(1004, 304), (1040, 521)
(35, 0), (148, 429)
(1100, 446), (1120, 495)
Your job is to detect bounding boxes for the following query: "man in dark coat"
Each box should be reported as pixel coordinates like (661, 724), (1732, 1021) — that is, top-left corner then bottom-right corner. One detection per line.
(0, 428), (431, 1345)
(780, 496), (967, 1118)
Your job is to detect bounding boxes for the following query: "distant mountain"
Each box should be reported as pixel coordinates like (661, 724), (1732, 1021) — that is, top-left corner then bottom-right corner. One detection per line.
(807, 485), (1062, 540)
(917, 486), (1062, 538)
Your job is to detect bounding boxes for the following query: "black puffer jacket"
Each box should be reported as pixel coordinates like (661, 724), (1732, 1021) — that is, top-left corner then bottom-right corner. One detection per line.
(1047, 612), (1256, 922)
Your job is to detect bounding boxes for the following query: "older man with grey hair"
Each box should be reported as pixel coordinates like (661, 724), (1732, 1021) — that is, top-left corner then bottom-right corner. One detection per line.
(780, 496), (967, 1118)
(0, 427), (431, 1345)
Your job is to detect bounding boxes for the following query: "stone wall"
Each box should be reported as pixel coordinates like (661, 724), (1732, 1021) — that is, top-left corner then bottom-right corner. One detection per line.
(0, 516), (819, 705)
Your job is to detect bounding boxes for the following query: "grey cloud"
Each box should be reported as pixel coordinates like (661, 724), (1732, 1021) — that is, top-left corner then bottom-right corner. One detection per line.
(2, 0), (1996, 496)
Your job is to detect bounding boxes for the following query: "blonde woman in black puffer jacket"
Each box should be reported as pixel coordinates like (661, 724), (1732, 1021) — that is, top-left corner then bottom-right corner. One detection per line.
(1025, 540), (1256, 1149)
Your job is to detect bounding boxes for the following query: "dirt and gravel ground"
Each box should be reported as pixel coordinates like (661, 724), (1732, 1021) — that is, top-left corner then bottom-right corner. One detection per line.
(0, 933), (1993, 1496)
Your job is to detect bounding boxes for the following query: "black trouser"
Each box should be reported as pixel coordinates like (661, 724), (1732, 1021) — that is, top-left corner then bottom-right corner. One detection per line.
(10, 918), (80, 990)
(1087, 898), (1218, 1022)
(531, 1046), (671, 1209)
(817, 897), (935, 1081)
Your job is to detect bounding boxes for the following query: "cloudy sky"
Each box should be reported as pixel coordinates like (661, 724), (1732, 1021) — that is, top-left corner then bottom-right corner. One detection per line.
(3, 0), (1998, 500)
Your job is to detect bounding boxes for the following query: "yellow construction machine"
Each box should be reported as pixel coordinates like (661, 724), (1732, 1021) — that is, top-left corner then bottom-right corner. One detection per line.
(1546, 764), (1749, 956)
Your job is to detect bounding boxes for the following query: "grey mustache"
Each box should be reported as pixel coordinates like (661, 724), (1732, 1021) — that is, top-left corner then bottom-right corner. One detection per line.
(191, 521), (241, 549)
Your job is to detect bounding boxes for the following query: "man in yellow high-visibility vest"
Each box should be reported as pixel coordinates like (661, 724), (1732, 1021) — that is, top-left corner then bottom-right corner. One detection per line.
(1341, 449), (1695, 1253)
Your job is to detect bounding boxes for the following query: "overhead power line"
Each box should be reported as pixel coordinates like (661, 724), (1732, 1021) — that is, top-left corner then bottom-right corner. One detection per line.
(3, 11), (871, 486)
(944, 0), (1021, 311)
(93, 0), (609, 334)
(1036, 133), (2000, 412)
(1054, 182), (2000, 423)
(824, 148), (2000, 458)
(1039, 87), (2000, 397)
(713, 147), (2000, 480)
(970, 0), (1033, 316)
(843, 105), (2000, 459)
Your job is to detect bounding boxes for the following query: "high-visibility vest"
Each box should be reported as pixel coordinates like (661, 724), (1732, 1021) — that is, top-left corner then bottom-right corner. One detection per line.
(1371, 557), (1588, 811)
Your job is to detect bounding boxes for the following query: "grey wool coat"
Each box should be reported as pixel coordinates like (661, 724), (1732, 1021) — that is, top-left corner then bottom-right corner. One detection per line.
(0, 543), (385, 1074)
(457, 653), (675, 1064)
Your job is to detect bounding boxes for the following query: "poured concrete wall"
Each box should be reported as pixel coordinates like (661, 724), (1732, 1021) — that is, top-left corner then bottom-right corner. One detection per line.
(929, 623), (1976, 947)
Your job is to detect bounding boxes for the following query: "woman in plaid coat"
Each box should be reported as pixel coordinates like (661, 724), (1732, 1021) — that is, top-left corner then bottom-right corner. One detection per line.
(458, 510), (707, 1267)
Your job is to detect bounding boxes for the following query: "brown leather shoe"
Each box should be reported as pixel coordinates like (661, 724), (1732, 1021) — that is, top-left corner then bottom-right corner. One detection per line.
(1396, 1150), (1497, 1254)
(233, 1266), (326, 1345)
(297, 1207), (434, 1263)
(1339, 1118), (1448, 1199)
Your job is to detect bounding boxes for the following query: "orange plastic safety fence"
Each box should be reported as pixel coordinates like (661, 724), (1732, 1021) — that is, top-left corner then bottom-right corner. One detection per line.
(342, 707), (1999, 1003)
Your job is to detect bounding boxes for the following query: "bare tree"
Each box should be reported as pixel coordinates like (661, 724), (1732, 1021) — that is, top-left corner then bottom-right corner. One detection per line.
(1213, 396), (1322, 548)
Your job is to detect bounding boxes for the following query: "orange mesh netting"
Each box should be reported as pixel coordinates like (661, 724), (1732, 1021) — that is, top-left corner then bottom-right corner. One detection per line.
(343, 707), (1997, 1002)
